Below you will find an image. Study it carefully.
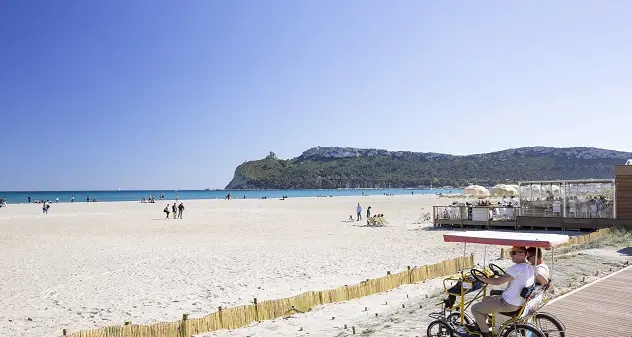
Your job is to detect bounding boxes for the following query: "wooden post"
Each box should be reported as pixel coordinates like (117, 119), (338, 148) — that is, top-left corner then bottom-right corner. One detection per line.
(407, 266), (412, 284)
(62, 329), (67, 336)
(514, 213), (518, 230)
(486, 207), (490, 229)
(181, 313), (189, 337)
(218, 306), (224, 329)
(352, 326), (356, 334)
(254, 298), (259, 322)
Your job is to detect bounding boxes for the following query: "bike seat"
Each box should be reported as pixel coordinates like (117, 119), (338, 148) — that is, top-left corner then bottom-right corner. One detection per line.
(499, 309), (521, 318)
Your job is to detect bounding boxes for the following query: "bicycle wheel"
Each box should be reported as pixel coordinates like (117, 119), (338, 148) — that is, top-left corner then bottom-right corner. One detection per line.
(447, 312), (474, 325)
(501, 323), (545, 337)
(427, 319), (455, 337)
(533, 312), (566, 337)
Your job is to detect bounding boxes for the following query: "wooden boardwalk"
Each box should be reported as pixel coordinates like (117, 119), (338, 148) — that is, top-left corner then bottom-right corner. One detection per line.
(543, 265), (632, 336)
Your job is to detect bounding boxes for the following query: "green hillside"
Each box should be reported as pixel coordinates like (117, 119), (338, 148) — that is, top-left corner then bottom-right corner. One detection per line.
(225, 147), (631, 189)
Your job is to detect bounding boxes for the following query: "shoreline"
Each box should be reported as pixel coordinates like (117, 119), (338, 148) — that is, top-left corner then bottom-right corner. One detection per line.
(0, 192), (460, 206)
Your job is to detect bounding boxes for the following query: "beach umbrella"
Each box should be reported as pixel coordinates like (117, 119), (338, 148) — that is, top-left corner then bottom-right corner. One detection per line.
(490, 184), (519, 196)
(463, 185), (490, 197)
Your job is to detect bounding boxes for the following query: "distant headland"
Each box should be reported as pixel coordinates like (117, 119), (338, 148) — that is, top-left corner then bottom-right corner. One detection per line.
(225, 146), (632, 189)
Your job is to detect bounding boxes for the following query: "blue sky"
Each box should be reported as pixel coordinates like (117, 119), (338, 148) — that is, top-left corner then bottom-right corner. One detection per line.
(2, 1), (632, 190)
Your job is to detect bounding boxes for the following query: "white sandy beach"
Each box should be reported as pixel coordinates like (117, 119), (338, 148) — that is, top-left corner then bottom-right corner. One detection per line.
(2, 194), (495, 337)
(7, 194), (618, 337)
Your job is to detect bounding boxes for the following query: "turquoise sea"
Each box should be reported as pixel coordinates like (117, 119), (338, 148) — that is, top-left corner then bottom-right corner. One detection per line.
(0, 188), (461, 204)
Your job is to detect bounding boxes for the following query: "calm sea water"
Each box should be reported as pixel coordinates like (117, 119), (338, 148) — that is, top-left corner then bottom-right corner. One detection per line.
(0, 188), (461, 204)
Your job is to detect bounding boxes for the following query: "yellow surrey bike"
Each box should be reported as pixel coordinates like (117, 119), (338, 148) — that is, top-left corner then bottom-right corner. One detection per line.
(426, 231), (567, 337)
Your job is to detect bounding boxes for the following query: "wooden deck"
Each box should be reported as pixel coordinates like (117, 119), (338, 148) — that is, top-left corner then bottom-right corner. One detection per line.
(433, 217), (622, 230)
(431, 205), (629, 230)
(543, 265), (632, 336)
(516, 216), (618, 229)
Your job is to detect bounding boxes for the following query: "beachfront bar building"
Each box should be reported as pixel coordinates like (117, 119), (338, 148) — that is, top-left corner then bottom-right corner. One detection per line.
(433, 164), (632, 230)
(518, 179), (615, 218)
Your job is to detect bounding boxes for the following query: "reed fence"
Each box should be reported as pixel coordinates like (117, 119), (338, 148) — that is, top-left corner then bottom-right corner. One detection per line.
(499, 227), (614, 258)
(58, 255), (474, 337)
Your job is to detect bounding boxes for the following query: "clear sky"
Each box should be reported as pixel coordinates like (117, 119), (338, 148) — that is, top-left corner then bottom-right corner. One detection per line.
(2, 1), (632, 190)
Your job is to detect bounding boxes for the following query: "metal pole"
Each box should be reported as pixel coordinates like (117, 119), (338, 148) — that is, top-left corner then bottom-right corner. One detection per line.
(550, 247), (554, 279)
(613, 179), (617, 219)
(562, 182), (567, 218)
(518, 182), (522, 216)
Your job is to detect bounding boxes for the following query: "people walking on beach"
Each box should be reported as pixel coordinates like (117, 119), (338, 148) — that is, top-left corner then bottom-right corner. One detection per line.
(367, 205), (371, 218)
(172, 203), (177, 219)
(178, 203), (184, 219)
(71, 195), (74, 203)
(86, 195), (90, 203)
(42, 202), (50, 214)
(56, 197), (59, 204)
(356, 203), (362, 221)
(164, 204), (170, 218)
(28, 195), (31, 203)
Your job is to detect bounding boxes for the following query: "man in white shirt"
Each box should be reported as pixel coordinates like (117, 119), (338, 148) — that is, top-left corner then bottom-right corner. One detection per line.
(470, 246), (535, 337)
(526, 247), (550, 285)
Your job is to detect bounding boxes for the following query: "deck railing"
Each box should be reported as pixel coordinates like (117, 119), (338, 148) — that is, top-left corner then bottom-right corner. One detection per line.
(433, 205), (519, 222)
(433, 203), (615, 223)
(519, 200), (614, 219)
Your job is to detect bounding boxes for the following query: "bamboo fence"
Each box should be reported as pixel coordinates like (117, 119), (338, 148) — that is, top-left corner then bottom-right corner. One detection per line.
(58, 255), (474, 337)
(499, 227), (613, 258)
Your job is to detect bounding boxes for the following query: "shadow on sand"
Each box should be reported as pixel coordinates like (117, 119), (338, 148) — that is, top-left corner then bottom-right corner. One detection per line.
(617, 247), (632, 256)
